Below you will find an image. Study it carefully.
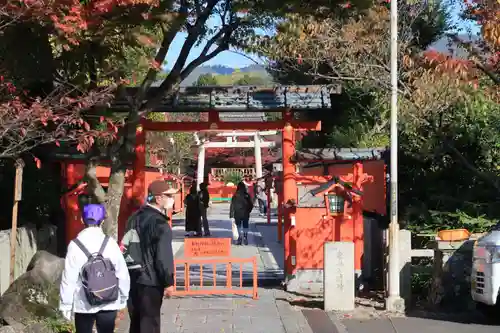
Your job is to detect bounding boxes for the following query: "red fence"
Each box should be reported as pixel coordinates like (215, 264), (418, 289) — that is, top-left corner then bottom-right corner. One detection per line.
(172, 257), (258, 300)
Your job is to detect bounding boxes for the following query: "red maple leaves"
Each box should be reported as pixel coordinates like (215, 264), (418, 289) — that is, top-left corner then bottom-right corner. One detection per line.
(3, 0), (159, 45)
(0, 79), (119, 163)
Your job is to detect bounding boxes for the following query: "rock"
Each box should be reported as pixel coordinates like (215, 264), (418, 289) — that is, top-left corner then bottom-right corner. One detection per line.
(0, 251), (64, 329)
(24, 322), (54, 333)
(26, 251), (65, 285)
(0, 326), (17, 333)
(0, 323), (57, 333)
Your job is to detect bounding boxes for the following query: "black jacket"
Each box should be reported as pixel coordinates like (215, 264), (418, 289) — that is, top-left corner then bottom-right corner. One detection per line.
(122, 205), (175, 288)
(230, 190), (253, 220)
(198, 189), (210, 208)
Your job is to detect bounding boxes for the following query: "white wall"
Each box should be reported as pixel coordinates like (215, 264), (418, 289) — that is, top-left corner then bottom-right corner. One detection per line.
(0, 224), (57, 294)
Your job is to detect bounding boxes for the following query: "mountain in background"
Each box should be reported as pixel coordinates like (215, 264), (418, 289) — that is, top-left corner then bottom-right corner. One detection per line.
(178, 64), (269, 86)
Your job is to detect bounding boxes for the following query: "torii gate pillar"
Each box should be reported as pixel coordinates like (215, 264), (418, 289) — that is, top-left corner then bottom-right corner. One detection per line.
(254, 133), (263, 178)
(282, 110), (297, 277)
(197, 145), (206, 190)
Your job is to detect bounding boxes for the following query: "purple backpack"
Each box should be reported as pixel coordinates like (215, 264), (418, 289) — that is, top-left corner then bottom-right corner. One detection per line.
(73, 236), (119, 306)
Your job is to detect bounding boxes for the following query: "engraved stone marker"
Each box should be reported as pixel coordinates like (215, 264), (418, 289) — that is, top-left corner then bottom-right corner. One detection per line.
(324, 242), (355, 311)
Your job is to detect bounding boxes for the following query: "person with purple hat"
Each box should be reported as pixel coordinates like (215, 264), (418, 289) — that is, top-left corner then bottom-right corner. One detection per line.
(59, 203), (130, 333)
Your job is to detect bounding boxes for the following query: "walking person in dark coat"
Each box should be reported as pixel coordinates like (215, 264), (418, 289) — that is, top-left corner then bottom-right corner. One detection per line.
(230, 181), (254, 245)
(120, 180), (176, 333)
(184, 184), (202, 237)
(198, 182), (211, 236)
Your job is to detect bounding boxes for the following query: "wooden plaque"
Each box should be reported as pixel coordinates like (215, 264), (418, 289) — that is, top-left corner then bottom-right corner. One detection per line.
(184, 238), (231, 258)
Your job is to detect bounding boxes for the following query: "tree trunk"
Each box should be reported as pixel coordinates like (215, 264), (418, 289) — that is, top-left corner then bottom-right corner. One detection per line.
(85, 113), (139, 240)
(103, 168), (126, 239)
(84, 159), (124, 240)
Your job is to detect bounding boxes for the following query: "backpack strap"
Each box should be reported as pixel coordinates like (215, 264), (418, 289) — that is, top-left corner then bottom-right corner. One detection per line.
(73, 238), (92, 259)
(98, 236), (110, 256)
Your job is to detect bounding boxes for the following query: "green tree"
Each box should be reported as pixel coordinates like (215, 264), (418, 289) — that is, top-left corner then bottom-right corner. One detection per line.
(260, 2), (450, 148)
(234, 74), (266, 85)
(259, 0), (500, 233)
(193, 73), (219, 86)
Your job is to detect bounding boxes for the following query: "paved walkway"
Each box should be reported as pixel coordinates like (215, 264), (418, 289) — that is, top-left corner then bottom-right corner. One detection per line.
(116, 203), (312, 333)
(118, 204), (500, 333)
(117, 288), (313, 333)
(339, 316), (499, 333)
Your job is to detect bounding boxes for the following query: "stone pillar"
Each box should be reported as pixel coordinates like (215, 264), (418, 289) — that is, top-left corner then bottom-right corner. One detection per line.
(197, 144), (205, 190)
(254, 133), (262, 178)
(399, 229), (412, 305)
(324, 242), (355, 311)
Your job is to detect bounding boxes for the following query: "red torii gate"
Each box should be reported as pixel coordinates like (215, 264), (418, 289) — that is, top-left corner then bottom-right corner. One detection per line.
(130, 109), (318, 278)
(120, 84), (341, 280)
(131, 109), (318, 206)
(60, 84), (341, 286)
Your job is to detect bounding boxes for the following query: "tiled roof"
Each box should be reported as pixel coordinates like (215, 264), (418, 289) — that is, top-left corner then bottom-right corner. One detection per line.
(111, 85), (341, 112)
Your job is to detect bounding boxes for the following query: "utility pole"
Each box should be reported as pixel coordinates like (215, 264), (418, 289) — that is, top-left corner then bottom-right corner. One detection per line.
(386, 0), (405, 313)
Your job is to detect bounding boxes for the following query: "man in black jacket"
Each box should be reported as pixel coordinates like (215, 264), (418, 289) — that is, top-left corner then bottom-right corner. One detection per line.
(121, 180), (176, 333)
(198, 182), (210, 236)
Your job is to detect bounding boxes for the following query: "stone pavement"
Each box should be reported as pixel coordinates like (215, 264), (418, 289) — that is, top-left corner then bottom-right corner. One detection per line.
(116, 288), (314, 333)
(339, 316), (500, 333)
(116, 203), (317, 333)
(327, 298), (499, 333)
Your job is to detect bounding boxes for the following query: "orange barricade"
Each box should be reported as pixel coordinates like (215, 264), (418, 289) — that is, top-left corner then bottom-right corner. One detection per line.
(172, 257), (259, 300)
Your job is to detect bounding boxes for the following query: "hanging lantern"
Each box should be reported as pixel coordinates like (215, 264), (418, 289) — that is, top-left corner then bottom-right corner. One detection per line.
(325, 192), (345, 216)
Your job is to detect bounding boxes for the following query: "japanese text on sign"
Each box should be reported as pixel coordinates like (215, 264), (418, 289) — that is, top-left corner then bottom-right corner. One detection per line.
(184, 238), (231, 258)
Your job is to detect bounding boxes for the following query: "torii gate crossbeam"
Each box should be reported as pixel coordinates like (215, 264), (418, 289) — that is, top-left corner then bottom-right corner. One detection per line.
(202, 141), (276, 148)
(196, 139), (276, 189)
(142, 119), (320, 131)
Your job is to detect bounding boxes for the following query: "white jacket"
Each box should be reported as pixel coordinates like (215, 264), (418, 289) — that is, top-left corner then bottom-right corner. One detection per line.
(59, 227), (130, 314)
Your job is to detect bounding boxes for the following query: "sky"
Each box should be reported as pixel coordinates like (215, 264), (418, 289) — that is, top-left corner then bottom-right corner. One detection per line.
(165, 35), (260, 68)
(164, 16), (266, 69)
(164, 3), (480, 69)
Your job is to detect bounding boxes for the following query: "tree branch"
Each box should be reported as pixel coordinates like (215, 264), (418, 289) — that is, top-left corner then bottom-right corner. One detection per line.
(134, 9), (189, 107)
(140, 0), (231, 114)
(84, 158), (107, 203)
(179, 23), (236, 80)
(444, 140), (500, 194)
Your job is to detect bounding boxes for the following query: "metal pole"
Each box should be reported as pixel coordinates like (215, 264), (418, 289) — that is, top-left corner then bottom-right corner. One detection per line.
(386, 0), (404, 312)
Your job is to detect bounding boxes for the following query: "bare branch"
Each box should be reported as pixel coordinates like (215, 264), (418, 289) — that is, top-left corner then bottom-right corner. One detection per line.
(135, 5), (190, 107)
(140, 0), (235, 113)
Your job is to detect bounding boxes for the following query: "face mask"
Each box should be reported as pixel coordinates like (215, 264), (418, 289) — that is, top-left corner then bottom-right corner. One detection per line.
(165, 197), (175, 210)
